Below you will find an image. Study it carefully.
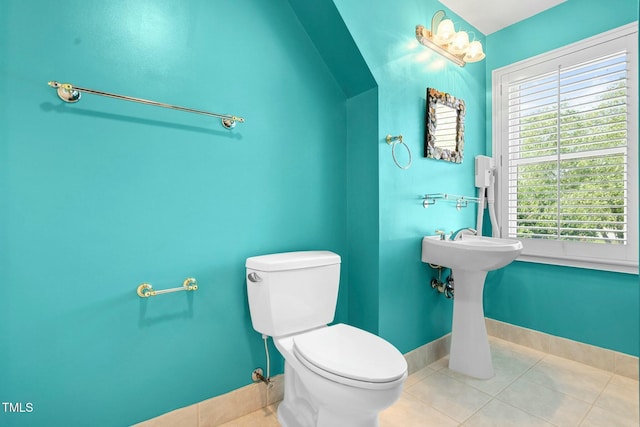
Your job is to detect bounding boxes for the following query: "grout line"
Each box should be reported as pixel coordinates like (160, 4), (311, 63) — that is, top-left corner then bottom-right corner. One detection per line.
(577, 404), (595, 426)
(460, 396), (492, 425)
(475, 348), (548, 425)
(576, 375), (615, 427)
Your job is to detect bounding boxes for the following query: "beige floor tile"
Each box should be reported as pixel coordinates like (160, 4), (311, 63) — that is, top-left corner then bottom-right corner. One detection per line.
(593, 375), (640, 424)
(217, 404), (280, 427)
(380, 392), (458, 427)
(132, 405), (198, 427)
(403, 366), (436, 389)
(497, 378), (591, 426)
(489, 336), (546, 366)
(406, 371), (492, 423)
(521, 354), (612, 403)
(443, 338), (544, 396)
(580, 405), (639, 427)
(463, 399), (554, 427)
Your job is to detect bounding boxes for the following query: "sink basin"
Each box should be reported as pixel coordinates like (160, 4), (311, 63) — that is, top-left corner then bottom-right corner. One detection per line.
(421, 235), (523, 271)
(421, 234), (522, 379)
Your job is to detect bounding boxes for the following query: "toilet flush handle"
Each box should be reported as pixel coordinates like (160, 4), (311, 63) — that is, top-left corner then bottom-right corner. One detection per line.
(248, 272), (262, 283)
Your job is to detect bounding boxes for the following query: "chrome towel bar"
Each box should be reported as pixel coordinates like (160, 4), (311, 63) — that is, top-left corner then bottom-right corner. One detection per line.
(137, 277), (198, 298)
(48, 81), (244, 129)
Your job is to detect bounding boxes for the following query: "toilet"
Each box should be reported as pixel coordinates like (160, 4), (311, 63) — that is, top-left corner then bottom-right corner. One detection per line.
(246, 250), (407, 427)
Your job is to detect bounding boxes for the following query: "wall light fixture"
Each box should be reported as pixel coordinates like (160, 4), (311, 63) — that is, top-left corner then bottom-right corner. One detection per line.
(416, 10), (485, 67)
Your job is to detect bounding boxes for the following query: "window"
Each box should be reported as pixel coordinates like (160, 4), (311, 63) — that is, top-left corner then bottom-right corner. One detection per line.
(493, 23), (638, 274)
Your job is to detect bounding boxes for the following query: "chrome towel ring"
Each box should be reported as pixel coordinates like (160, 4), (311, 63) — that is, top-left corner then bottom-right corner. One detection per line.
(386, 134), (412, 170)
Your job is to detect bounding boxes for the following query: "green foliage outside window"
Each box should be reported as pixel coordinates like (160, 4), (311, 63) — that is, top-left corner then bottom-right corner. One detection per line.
(511, 81), (627, 244)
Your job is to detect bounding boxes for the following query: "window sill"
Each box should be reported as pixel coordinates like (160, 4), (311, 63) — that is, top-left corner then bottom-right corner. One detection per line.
(516, 253), (638, 275)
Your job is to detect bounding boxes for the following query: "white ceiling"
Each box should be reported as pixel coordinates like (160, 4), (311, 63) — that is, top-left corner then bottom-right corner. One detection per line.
(438, 0), (568, 35)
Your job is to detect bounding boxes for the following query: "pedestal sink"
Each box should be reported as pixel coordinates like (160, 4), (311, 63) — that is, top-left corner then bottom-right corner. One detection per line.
(421, 235), (523, 379)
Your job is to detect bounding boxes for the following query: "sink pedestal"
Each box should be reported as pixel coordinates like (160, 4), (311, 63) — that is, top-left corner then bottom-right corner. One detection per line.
(421, 234), (523, 380)
(448, 269), (493, 379)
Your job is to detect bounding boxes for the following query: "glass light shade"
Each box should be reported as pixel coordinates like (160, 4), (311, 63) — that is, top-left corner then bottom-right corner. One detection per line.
(463, 40), (485, 62)
(449, 31), (469, 54)
(434, 19), (455, 45)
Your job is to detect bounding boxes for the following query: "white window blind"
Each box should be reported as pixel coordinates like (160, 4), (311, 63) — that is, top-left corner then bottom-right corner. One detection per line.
(493, 23), (638, 273)
(507, 52), (628, 243)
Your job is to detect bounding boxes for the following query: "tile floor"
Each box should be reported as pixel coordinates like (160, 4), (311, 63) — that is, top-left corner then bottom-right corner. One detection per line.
(219, 337), (639, 427)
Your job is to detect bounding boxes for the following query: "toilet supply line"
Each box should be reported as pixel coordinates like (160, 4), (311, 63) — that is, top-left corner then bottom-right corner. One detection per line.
(252, 335), (273, 388)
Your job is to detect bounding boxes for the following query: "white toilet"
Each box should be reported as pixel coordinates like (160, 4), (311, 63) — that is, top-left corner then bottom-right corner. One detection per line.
(246, 251), (407, 427)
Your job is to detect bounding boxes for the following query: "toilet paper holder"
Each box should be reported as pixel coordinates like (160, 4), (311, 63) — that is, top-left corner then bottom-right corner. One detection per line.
(137, 277), (198, 298)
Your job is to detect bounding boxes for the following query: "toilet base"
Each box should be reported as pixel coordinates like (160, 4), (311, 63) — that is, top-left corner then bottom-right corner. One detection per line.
(271, 329), (406, 427)
(275, 357), (398, 427)
(278, 401), (379, 427)
(277, 398), (316, 427)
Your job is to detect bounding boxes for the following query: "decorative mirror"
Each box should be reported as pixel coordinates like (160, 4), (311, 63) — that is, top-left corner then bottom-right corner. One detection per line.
(424, 87), (465, 163)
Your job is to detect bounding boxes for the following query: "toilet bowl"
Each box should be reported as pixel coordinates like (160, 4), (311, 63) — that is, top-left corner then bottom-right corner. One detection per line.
(275, 324), (407, 427)
(246, 251), (407, 427)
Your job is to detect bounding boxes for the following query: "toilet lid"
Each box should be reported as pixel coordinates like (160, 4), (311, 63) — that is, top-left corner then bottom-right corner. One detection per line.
(292, 324), (407, 383)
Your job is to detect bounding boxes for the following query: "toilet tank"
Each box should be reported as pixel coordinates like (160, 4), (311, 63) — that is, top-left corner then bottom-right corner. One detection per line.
(246, 251), (341, 337)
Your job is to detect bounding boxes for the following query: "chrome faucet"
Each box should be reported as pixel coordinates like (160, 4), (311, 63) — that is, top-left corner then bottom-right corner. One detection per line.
(450, 227), (477, 240)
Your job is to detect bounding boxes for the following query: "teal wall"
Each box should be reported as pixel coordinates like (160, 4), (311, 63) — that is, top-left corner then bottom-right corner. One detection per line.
(1, 0), (638, 426)
(287, 0), (380, 335)
(346, 87), (381, 334)
(0, 0), (350, 425)
(483, 0), (639, 357)
(332, 0), (487, 351)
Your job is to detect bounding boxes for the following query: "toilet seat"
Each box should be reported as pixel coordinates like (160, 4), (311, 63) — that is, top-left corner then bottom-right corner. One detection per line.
(292, 324), (407, 389)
